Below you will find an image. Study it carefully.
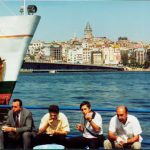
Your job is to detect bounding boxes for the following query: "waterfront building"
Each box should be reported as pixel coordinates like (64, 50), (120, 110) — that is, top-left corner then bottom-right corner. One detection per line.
(114, 50), (121, 65)
(26, 41), (54, 63)
(112, 45), (122, 65)
(145, 49), (150, 67)
(27, 41), (45, 61)
(134, 48), (146, 65)
(28, 41), (44, 54)
(120, 48), (131, 65)
(103, 47), (113, 65)
(36, 51), (45, 62)
(61, 42), (70, 63)
(91, 51), (103, 65)
(102, 47), (121, 65)
(82, 40), (90, 49)
(50, 43), (63, 63)
(42, 42), (51, 56)
(24, 22), (149, 67)
(67, 47), (83, 64)
(82, 48), (92, 64)
(146, 49), (150, 61)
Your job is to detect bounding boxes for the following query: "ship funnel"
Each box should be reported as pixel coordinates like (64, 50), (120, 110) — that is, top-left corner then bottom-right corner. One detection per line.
(27, 5), (37, 15)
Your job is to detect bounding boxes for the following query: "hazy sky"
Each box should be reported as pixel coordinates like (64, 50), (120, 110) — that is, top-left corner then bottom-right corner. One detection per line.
(1, 0), (150, 43)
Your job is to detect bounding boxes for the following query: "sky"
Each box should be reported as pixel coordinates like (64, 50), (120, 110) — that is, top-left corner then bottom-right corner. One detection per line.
(1, 0), (150, 43)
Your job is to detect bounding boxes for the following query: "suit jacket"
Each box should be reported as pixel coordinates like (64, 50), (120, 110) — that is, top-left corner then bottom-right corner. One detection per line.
(6, 108), (35, 133)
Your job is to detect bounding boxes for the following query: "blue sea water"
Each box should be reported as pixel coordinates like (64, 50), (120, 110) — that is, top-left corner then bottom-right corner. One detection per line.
(11, 72), (150, 147)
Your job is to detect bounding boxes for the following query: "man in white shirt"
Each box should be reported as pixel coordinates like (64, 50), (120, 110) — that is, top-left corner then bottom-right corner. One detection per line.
(104, 105), (142, 149)
(34, 105), (70, 147)
(66, 101), (104, 149)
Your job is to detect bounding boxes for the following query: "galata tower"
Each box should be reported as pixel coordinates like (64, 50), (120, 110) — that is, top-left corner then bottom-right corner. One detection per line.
(84, 22), (93, 39)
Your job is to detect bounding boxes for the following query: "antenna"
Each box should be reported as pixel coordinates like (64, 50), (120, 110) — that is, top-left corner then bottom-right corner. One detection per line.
(23, 0), (26, 15)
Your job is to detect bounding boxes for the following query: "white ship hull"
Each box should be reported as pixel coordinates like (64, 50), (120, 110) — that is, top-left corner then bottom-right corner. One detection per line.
(0, 15), (40, 104)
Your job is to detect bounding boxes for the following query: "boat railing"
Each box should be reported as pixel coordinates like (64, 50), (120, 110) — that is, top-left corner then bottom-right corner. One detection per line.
(1, 105), (150, 113)
(0, 105), (150, 147)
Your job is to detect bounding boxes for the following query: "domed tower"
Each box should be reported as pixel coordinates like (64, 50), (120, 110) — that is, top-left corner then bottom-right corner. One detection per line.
(84, 22), (93, 39)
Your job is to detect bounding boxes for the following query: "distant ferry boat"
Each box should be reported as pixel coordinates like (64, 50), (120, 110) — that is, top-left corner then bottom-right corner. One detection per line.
(0, 7), (40, 105)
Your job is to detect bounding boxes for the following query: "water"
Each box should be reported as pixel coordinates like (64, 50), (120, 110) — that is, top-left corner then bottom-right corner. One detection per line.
(11, 72), (150, 147)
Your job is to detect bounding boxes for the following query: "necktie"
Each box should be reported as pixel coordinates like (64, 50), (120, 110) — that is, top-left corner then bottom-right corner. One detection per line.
(15, 114), (19, 127)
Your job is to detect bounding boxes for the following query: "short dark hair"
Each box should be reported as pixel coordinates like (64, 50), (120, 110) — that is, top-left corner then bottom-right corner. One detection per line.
(80, 101), (91, 109)
(48, 105), (59, 114)
(12, 99), (22, 107)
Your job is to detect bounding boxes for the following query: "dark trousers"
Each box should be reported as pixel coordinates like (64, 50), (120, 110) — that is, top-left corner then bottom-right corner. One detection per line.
(33, 133), (66, 147)
(0, 130), (35, 149)
(65, 136), (100, 149)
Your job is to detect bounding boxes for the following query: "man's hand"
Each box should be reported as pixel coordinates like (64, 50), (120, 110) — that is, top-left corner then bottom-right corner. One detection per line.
(2, 126), (16, 132)
(85, 113), (92, 122)
(38, 127), (46, 134)
(116, 136), (127, 147)
(47, 130), (55, 135)
(38, 123), (49, 134)
(48, 119), (54, 124)
(76, 124), (84, 132)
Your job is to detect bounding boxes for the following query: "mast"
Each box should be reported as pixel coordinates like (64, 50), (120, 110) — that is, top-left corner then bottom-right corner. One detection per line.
(23, 0), (26, 15)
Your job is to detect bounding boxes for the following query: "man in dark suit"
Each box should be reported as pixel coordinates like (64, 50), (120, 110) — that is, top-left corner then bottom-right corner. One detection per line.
(0, 99), (35, 149)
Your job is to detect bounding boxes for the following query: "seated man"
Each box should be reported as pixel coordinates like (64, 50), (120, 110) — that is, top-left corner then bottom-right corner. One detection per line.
(104, 105), (142, 149)
(0, 99), (35, 149)
(34, 105), (70, 147)
(66, 101), (104, 149)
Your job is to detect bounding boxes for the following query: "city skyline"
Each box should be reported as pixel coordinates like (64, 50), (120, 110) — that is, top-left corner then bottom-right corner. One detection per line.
(1, 0), (150, 43)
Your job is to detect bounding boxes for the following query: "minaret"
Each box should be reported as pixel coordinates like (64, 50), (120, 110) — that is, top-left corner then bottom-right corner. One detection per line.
(84, 22), (93, 39)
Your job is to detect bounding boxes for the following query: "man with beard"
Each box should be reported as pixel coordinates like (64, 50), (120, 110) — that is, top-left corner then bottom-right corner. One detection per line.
(104, 105), (142, 149)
